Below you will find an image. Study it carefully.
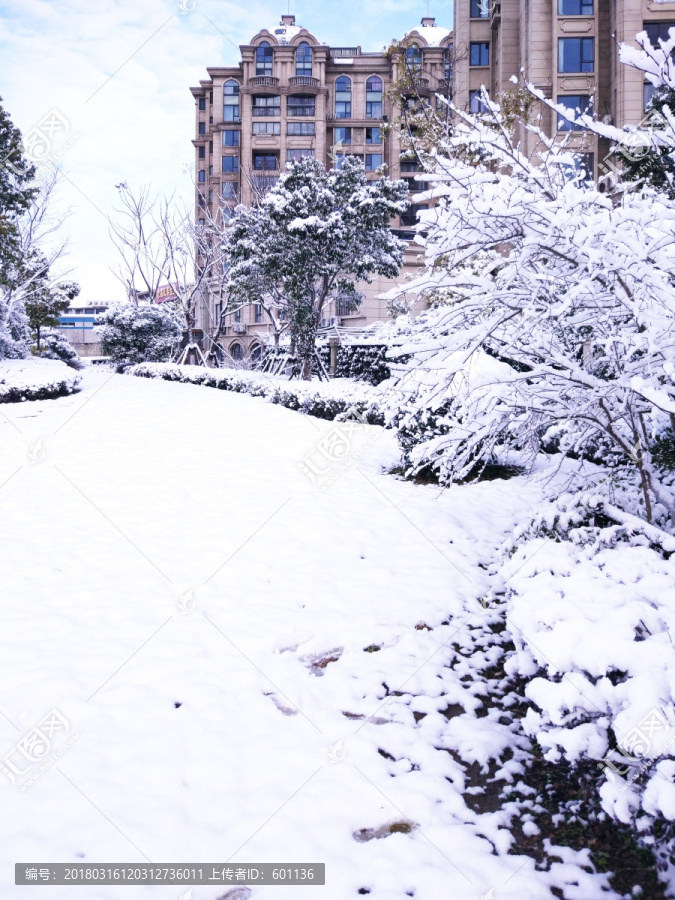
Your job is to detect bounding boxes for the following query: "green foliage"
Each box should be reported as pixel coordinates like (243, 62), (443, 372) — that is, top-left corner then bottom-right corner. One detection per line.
(96, 303), (181, 365)
(0, 97), (38, 284)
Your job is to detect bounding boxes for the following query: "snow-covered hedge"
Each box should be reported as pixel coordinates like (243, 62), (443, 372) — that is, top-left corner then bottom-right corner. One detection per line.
(0, 358), (81, 403)
(127, 362), (386, 424)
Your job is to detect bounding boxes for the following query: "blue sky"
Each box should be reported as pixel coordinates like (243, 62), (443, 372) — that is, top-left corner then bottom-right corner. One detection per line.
(0, 0), (452, 302)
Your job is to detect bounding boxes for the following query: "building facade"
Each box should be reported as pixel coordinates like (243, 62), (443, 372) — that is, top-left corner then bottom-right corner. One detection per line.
(190, 14), (453, 361)
(453, 0), (675, 176)
(58, 306), (109, 358)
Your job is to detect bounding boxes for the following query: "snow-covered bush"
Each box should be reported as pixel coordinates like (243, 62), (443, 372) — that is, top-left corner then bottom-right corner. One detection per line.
(96, 303), (181, 365)
(36, 330), (81, 368)
(0, 296), (30, 360)
(0, 357), (80, 402)
(127, 362), (386, 424)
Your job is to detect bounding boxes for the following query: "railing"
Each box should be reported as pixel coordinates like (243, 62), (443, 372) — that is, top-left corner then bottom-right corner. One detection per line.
(331, 47), (360, 57)
(248, 76), (280, 87)
(410, 77), (430, 90)
(252, 107), (281, 116)
(287, 105), (315, 116)
(437, 78), (452, 91)
(289, 76), (319, 87)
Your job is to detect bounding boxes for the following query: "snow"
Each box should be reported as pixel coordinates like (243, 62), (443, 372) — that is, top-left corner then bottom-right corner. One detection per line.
(0, 368), (625, 899)
(404, 24), (451, 48)
(0, 357), (80, 402)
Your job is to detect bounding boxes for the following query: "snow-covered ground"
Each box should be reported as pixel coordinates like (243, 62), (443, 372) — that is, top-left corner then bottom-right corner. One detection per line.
(0, 357), (80, 403)
(0, 368), (649, 899)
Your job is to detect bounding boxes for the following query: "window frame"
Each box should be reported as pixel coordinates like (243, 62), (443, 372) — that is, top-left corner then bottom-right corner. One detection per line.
(558, 0), (593, 13)
(287, 122), (315, 135)
(365, 153), (383, 171)
(296, 42), (313, 77)
(469, 42), (490, 67)
(335, 75), (352, 119)
(256, 41), (274, 76)
(366, 127), (381, 144)
(287, 94), (316, 117)
(558, 37), (595, 73)
(221, 156), (239, 174)
(365, 76), (383, 120)
(556, 94), (593, 131)
(222, 130), (240, 147)
(470, 0), (489, 18)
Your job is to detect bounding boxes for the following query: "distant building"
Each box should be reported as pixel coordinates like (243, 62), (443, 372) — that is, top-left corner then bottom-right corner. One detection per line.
(452, 0), (675, 176)
(59, 306), (108, 358)
(190, 13), (453, 359)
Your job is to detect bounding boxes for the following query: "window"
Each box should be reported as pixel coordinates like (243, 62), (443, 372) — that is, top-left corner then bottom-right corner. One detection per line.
(335, 76), (352, 118)
(199, 217), (205, 226)
(198, 170), (206, 183)
(198, 122), (206, 135)
(253, 152), (278, 170)
(400, 156), (421, 172)
(557, 95), (592, 130)
(296, 42), (312, 76)
(254, 305), (263, 323)
(333, 126), (352, 144)
(404, 43), (423, 73)
(644, 82), (658, 111)
(222, 182), (237, 198)
(256, 41), (273, 76)
(198, 97), (206, 110)
(223, 80), (240, 122)
(288, 122), (315, 135)
(365, 153), (382, 171)
(444, 46), (454, 81)
(558, 37), (594, 72)
(252, 95), (281, 116)
(470, 42), (490, 66)
(334, 154), (359, 170)
(209, 141), (213, 152)
(287, 148), (314, 161)
(469, 90), (489, 113)
(234, 308), (241, 323)
(366, 127), (381, 144)
(645, 22), (675, 47)
(222, 156), (239, 173)
(287, 95), (315, 117)
(209, 165), (213, 175)
(222, 130), (240, 146)
(366, 76), (383, 119)
(253, 122), (281, 135)
(198, 146), (206, 159)
(558, 0), (593, 13)
(563, 152), (594, 183)
(470, 0), (489, 17)
(251, 344), (263, 363)
(400, 203), (427, 227)
(404, 177), (426, 192)
(230, 343), (243, 360)
(209, 91), (213, 104)
(208, 190), (213, 204)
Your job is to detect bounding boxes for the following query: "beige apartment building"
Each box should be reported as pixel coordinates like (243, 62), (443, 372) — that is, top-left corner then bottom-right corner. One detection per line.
(190, 14), (453, 361)
(453, 0), (675, 176)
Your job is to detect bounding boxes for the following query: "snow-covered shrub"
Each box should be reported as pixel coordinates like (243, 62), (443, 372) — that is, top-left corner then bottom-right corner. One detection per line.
(335, 344), (391, 385)
(127, 362), (386, 424)
(36, 331), (81, 368)
(0, 294), (30, 360)
(96, 303), (181, 365)
(0, 357), (80, 402)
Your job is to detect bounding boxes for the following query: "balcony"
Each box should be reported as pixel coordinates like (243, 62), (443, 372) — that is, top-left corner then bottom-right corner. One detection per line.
(410, 77), (430, 93)
(331, 47), (360, 57)
(437, 78), (452, 91)
(289, 76), (320, 88)
(248, 76), (280, 87)
(252, 107), (281, 116)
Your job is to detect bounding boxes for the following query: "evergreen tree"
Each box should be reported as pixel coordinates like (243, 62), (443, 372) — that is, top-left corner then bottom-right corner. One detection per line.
(96, 303), (181, 365)
(225, 157), (408, 379)
(0, 97), (38, 284)
(23, 252), (80, 351)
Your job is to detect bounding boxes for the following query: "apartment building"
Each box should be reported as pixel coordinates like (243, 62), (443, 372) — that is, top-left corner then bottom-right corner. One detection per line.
(453, 0), (675, 176)
(190, 14), (453, 361)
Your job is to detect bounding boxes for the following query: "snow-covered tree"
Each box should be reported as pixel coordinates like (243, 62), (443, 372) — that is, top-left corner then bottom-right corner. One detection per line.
(385, 91), (675, 526)
(225, 156), (408, 379)
(96, 303), (181, 365)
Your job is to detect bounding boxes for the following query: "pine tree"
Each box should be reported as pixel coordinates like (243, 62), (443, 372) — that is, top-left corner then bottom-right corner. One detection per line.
(0, 97), (38, 285)
(23, 252), (80, 352)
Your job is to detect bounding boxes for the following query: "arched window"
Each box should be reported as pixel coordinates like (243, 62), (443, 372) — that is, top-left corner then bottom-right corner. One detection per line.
(256, 41), (273, 76)
(251, 344), (263, 364)
(230, 343), (243, 361)
(223, 80), (240, 122)
(404, 43), (423, 74)
(366, 76), (383, 119)
(296, 42), (312, 77)
(335, 76), (352, 119)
